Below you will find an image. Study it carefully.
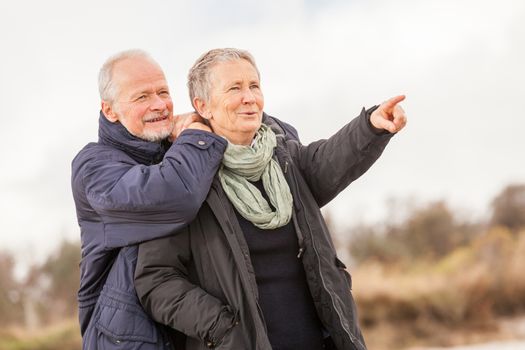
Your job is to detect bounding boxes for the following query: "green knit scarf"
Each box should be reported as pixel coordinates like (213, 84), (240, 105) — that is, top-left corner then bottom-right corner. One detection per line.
(218, 123), (293, 229)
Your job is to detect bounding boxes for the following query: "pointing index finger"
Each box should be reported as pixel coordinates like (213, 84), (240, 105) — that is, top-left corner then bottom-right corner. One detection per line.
(382, 94), (406, 111)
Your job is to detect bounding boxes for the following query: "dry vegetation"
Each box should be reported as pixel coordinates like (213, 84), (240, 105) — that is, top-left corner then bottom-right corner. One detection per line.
(353, 228), (525, 349)
(344, 183), (525, 349)
(0, 319), (80, 350)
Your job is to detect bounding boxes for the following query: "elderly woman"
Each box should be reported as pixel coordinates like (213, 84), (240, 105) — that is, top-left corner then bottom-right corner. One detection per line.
(135, 48), (406, 350)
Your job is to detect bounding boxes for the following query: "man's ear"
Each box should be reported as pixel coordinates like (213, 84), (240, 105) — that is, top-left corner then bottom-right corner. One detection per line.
(193, 97), (211, 120)
(101, 100), (119, 123)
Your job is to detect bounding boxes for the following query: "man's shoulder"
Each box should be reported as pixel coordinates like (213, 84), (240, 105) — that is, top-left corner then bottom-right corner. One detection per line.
(72, 142), (133, 173)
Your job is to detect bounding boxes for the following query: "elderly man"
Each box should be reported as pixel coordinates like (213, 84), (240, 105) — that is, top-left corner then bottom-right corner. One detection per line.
(71, 49), (227, 349)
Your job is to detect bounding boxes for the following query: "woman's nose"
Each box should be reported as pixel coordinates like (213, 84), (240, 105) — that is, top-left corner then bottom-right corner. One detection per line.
(242, 88), (256, 104)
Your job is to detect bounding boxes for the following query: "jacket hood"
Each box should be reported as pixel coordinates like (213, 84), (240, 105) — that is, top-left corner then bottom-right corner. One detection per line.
(98, 111), (171, 165)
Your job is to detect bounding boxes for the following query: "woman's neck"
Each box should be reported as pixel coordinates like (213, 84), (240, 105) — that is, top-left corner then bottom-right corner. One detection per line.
(218, 131), (256, 146)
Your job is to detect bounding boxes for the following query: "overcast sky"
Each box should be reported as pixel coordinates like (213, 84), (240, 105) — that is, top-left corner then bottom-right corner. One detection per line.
(1, 0), (524, 272)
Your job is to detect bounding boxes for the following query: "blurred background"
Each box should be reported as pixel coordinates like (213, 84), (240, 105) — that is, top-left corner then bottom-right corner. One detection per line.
(1, 0), (524, 349)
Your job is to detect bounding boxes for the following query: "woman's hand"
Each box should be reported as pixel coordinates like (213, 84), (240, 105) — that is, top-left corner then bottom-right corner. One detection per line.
(370, 95), (407, 133)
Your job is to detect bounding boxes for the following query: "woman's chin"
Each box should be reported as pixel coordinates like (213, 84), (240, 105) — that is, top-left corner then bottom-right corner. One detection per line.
(241, 120), (262, 133)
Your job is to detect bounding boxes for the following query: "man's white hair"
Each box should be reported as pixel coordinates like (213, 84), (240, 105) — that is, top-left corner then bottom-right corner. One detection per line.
(98, 49), (160, 104)
(187, 48), (260, 108)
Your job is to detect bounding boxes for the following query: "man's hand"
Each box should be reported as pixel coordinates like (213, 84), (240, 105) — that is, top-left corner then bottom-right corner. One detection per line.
(370, 95), (407, 133)
(170, 112), (211, 141)
(186, 122), (212, 132)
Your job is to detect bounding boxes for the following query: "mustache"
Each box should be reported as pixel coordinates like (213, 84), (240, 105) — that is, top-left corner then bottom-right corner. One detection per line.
(142, 109), (170, 122)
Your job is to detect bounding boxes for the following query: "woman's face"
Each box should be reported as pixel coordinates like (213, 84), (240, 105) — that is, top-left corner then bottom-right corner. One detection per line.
(201, 59), (264, 145)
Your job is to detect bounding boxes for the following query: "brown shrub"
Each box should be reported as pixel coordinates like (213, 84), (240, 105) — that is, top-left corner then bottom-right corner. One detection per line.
(353, 229), (525, 329)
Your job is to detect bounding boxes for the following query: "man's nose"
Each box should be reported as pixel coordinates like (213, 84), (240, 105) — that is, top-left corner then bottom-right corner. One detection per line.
(150, 94), (169, 110)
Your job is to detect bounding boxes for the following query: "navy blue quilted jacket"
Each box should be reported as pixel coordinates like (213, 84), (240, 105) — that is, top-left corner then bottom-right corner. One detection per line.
(71, 112), (227, 349)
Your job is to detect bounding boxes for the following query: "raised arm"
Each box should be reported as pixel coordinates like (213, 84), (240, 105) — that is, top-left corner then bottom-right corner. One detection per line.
(71, 129), (227, 248)
(288, 96), (407, 207)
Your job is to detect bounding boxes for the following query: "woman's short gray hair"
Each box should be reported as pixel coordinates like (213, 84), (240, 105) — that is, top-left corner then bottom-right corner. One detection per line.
(98, 49), (159, 104)
(187, 48), (260, 107)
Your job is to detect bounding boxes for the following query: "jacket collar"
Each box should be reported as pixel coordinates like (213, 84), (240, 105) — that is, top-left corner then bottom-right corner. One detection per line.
(97, 111), (170, 165)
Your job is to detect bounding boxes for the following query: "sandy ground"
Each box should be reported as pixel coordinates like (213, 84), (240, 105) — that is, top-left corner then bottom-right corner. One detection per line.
(415, 341), (525, 349)
(411, 317), (525, 350)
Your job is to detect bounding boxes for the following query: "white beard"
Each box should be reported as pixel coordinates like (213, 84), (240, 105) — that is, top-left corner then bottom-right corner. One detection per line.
(119, 108), (175, 142)
(139, 125), (174, 142)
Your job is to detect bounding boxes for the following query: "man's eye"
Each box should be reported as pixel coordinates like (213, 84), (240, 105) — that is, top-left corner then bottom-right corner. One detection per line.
(159, 91), (170, 96)
(250, 84), (260, 89)
(229, 86), (240, 91)
(136, 95), (147, 101)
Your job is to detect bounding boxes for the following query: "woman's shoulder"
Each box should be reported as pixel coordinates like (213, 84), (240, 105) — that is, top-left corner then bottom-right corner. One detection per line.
(262, 112), (300, 142)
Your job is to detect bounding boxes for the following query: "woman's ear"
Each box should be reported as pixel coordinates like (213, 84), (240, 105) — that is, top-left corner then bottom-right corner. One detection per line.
(193, 97), (211, 120)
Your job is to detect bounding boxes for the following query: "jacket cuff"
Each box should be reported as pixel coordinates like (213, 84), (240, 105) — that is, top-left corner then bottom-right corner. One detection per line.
(174, 129), (228, 152)
(206, 306), (238, 347)
(363, 105), (394, 137)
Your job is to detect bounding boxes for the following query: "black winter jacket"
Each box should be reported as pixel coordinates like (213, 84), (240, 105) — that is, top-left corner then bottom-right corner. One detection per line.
(135, 108), (393, 350)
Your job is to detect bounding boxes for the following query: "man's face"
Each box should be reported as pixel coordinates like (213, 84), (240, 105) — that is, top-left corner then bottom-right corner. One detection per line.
(105, 57), (174, 142)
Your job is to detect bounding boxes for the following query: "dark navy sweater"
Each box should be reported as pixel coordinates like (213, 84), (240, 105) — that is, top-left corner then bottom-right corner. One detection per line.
(233, 180), (324, 350)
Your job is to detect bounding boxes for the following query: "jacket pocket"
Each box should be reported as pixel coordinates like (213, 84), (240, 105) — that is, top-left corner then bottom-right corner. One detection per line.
(204, 306), (239, 348)
(335, 257), (352, 291)
(94, 293), (158, 344)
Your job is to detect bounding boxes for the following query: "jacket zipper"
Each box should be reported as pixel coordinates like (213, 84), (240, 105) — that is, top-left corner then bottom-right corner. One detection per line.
(277, 135), (358, 347)
(288, 166), (362, 350)
(283, 160), (305, 259)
